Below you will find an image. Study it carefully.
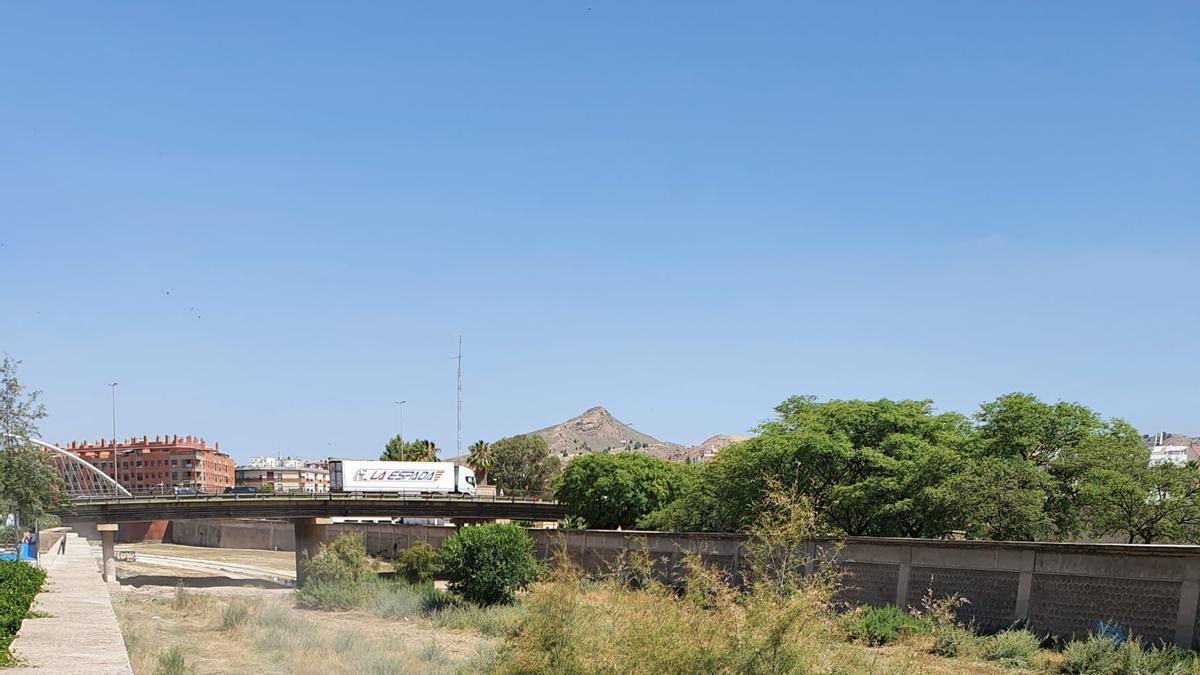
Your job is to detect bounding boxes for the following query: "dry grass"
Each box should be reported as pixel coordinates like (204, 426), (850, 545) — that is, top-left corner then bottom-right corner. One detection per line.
(495, 557), (1025, 675)
(112, 584), (496, 674)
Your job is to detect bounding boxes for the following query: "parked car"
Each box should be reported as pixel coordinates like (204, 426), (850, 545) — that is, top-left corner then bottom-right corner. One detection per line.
(171, 486), (197, 496)
(223, 486), (260, 495)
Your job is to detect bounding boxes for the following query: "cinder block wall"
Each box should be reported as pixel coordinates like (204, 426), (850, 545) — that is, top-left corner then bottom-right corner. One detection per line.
(165, 520), (1200, 648)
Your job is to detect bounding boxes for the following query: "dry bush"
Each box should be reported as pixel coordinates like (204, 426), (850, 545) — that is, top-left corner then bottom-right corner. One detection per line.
(496, 483), (840, 674)
(169, 583), (210, 614)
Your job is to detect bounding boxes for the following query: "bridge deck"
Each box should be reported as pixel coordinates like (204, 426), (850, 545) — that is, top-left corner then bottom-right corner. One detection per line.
(57, 493), (565, 522)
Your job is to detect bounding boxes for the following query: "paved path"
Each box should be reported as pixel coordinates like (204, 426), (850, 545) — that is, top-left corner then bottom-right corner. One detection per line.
(11, 533), (133, 674)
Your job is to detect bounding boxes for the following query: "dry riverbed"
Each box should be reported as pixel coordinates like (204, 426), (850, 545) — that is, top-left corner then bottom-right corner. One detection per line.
(108, 543), (493, 674)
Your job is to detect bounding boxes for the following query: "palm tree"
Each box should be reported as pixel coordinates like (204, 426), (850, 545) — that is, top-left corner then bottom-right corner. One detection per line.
(381, 437), (440, 462)
(467, 440), (492, 485)
(407, 439), (439, 462)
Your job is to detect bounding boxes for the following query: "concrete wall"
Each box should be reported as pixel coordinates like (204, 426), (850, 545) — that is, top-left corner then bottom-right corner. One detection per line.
(66, 520), (168, 544)
(165, 520), (1200, 648)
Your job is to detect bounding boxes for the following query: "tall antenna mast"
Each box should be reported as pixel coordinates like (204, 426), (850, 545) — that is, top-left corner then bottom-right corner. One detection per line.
(456, 335), (463, 457)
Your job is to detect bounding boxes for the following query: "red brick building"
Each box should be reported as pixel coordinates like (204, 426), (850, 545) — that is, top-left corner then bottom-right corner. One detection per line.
(64, 435), (236, 494)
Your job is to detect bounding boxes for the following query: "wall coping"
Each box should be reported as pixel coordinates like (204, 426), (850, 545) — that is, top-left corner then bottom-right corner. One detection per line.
(576, 530), (1200, 557)
(172, 519), (1200, 558)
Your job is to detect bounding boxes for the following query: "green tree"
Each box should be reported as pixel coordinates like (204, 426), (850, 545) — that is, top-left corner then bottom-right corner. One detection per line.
(974, 394), (1106, 465)
(439, 523), (537, 605)
(0, 355), (65, 530)
(645, 397), (970, 536)
(554, 453), (691, 529)
(466, 440), (492, 485)
(380, 436), (439, 462)
(489, 434), (558, 494)
(971, 394), (1145, 539)
(949, 456), (1056, 541)
(1077, 459), (1200, 544)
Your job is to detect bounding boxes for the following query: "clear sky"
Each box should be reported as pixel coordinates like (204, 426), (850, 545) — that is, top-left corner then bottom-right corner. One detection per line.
(2, 2), (1198, 463)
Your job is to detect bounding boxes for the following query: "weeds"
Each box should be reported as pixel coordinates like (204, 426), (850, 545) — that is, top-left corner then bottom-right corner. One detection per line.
(154, 646), (192, 675)
(981, 628), (1042, 670)
(460, 641), (498, 672)
(360, 653), (409, 675)
(332, 630), (360, 654)
(496, 484), (838, 674)
(431, 602), (528, 638)
(913, 589), (978, 658)
(419, 637), (444, 662)
(840, 605), (928, 646)
(1058, 633), (1200, 674)
(217, 600), (251, 630)
(298, 579), (369, 610)
(370, 580), (454, 618)
(169, 583), (209, 614)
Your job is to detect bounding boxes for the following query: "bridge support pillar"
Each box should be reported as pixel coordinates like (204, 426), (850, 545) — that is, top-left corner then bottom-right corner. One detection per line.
(97, 523), (119, 582)
(293, 517), (332, 587)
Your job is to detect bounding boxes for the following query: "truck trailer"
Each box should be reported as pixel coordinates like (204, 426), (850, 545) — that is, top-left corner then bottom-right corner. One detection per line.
(328, 459), (477, 496)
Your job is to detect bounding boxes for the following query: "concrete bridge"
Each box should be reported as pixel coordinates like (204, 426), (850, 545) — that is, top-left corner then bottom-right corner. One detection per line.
(55, 493), (565, 584)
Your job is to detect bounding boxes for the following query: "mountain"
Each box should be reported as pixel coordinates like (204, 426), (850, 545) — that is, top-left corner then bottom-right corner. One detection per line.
(528, 406), (746, 462)
(690, 434), (750, 459)
(531, 406), (682, 459)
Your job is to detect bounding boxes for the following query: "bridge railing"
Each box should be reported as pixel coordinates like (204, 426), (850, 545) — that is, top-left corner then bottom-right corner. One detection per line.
(69, 489), (556, 504)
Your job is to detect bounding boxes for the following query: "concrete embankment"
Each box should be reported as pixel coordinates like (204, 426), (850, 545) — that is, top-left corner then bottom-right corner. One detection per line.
(11, 533), (133, 674)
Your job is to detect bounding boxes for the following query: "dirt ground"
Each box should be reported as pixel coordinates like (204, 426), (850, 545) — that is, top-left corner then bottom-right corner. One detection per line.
(108, 543), (492, 675)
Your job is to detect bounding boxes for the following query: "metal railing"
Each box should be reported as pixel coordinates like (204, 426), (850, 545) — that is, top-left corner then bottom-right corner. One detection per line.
(70, 489), (556, 504)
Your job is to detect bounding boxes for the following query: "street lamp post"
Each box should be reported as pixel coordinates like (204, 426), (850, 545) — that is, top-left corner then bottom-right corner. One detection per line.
(108, 382), (119, 444)
(395, 400), (406, 460)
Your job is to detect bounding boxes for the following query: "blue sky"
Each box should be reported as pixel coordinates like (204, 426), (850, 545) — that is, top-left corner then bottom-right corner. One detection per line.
(2, 2), (1198, 463)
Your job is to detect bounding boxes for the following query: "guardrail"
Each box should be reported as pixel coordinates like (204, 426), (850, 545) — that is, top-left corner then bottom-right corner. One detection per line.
(70, 491), (556, 504)
(57, 490), (566, 524)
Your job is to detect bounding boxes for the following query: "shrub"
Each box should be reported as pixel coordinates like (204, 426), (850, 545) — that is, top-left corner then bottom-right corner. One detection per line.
(0, 561), (47, 665)
(394, 542), (438, 584)
(297, 533), (378, 610)
(368, 581), (451, 619)
(439, 524), (537, 606)
(496, 488), (836, 675)
(418, 638), (444, 663)
(170, 583), (210, 613)
(217, 601), (251, 630)
(1058, 634), (1198, 675)
(840, 605), (928, 646)
(297, 579), (370, 611)
(981, 629), (1041, 670)
(302, 533), (377, 587)
(154, 646), (192, 675)
(931, 625), (980, 658)
(1060, 634), (1120, 673)
(914, 590), (977, 658)
(431, 602), (529, 637)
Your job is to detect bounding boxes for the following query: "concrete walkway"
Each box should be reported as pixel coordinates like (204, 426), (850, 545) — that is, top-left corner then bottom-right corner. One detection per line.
(11, 533), (134, 674)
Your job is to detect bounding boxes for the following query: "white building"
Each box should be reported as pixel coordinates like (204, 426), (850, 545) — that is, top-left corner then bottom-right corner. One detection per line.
(249, 456), (307, 469)
(1150, 445), (1193, 466)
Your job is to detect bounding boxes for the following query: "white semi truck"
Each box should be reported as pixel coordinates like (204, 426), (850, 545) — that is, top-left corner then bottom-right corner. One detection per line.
(328, 459), (477, 496)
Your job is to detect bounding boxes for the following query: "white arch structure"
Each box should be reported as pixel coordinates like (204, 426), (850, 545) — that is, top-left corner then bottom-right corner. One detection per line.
(3, 434), (132, 498)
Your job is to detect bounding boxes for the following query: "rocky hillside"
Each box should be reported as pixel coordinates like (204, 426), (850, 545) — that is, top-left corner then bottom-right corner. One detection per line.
(529, 406), (745, 462)
(1144, 432), (1199, 448)
(690, 434), (750, 459)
